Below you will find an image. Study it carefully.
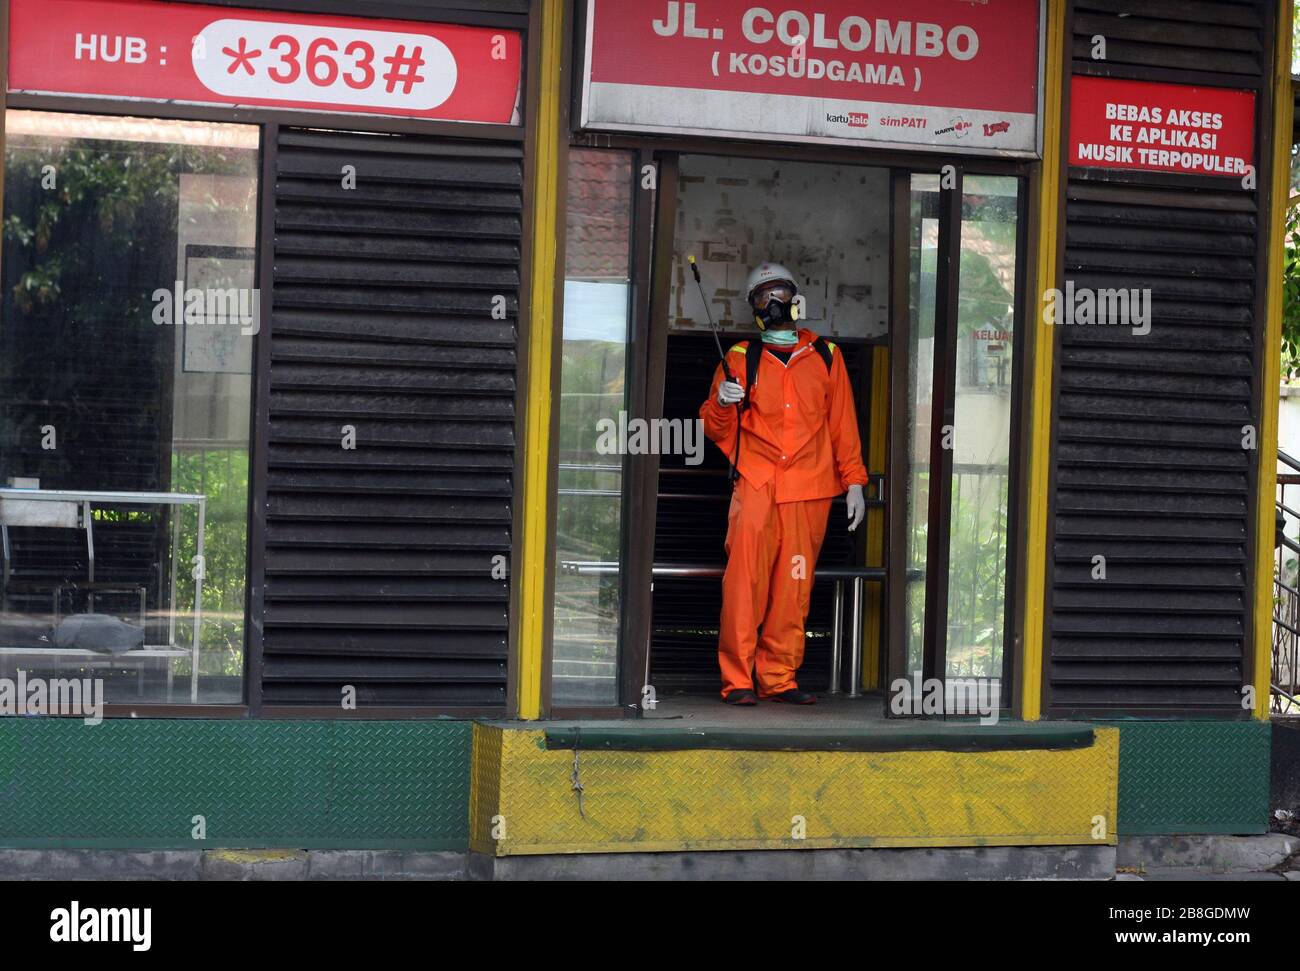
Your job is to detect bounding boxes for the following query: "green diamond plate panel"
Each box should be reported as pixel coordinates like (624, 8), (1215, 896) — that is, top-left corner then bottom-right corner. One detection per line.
(0, 719), (471, 849)
(1107, 720), (1271, 835)
(327, 721), (471, 843)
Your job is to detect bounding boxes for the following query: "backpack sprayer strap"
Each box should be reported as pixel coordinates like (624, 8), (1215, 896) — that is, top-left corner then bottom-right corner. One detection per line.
(730, 340), (765, 482)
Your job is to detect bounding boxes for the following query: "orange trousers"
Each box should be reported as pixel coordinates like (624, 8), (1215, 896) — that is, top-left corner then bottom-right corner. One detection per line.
(718, 477), (832, 698)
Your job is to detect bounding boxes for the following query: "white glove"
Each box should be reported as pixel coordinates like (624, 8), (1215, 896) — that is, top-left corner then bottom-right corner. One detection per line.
(716, 379), (744, 406)
(846, 484), (865, 532)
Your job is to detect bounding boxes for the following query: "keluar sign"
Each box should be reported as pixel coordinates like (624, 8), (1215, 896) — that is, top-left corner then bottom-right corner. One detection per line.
(8, 0), (523, 124)
(1068, 76), (1255, 178)
(580, 0), (1042, 156)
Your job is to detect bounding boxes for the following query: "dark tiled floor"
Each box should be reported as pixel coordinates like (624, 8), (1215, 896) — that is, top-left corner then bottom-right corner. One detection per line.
(503, 691), (1053, 737)
(641, 690), (892, 730)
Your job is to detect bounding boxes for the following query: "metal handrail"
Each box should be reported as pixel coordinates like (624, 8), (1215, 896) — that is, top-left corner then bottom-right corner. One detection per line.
(1273, 683), (1300, 708)
(1274, 449), (1300, 713)
(560, 560), (919, 581)
(559, 560), (922, 699)
(1274, 613), (1300, 638)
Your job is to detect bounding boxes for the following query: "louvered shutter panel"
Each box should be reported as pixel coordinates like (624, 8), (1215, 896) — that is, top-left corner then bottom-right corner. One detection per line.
(262, 128), (520, 708)
(1047, 0), (1272, 714)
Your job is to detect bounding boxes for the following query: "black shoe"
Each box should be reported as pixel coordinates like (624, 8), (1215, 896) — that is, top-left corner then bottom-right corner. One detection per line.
(768, 688), (817, 705)
(724, 689), (759, 706)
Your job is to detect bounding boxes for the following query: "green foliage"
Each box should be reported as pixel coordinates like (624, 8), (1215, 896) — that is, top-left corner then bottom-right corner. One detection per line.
(172, 449), (249, 678)
(944, 473), (1009, 678)
(1283, 200), (1300, 381)
(5, 140), (197, 315)
(555, 337), (626, 563)
(1293, 0), (1300, 75)
(904, 470), (1009, 679)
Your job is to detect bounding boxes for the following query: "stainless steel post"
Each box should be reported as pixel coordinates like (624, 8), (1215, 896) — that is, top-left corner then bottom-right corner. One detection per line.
(83, 500), (95, 612)
(168, 509), (180, 649)
(191, 499), (206, 703)
(848, 576), (864, 699)
(829, 579), (844, 694)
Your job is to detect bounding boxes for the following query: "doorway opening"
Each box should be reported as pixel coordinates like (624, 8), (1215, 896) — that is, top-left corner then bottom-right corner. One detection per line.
(647, 154), (888, 714)
(549, 147), (1026, 723)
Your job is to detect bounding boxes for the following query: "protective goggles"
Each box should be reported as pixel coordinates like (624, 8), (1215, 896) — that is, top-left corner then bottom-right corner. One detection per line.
(750, 282), (796, 309)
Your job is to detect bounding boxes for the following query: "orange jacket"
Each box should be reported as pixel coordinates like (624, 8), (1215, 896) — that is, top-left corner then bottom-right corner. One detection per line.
(699, 329), (869, 502)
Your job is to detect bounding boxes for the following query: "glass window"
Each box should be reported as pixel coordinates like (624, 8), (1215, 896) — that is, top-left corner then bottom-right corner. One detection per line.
(0, 110), (259, 707)
(905, 173), (1019, 699)
(946, 176), (1019, 687)
(550, 148), (634, 708)
(905, 174), (940, 676)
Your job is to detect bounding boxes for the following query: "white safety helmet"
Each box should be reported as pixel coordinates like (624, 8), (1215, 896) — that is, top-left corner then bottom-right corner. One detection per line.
(745, 261), (798, 305)
(745, 261), (799, 330)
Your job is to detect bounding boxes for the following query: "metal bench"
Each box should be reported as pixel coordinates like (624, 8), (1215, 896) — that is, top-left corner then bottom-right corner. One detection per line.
(0, 488), (208, 701)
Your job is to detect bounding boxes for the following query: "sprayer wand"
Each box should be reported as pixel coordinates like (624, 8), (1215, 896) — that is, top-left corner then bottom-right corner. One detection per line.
(688, 255), (743, 482)
(689, 255), (735, 381)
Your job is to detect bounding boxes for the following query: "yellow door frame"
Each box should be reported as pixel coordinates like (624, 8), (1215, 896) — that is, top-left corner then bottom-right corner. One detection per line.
(1019, 0), (1067, 721)
(1254, 0), (1294, 718)
(514, 0), (566, 719)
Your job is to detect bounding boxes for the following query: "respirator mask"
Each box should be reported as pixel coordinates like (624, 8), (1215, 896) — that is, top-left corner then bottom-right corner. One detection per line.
(750, 282), (799, 332)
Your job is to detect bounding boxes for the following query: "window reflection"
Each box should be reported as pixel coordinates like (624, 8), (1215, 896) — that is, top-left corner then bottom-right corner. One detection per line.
(905, 174), (939, 676)
(906, 173), (1020, 697)
(0, 111), (258, 705)
(946, 175), (1019, 687)
(551, 149), (634, 707)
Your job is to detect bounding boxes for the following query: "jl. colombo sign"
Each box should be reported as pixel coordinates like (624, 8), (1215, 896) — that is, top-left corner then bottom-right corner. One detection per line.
(580, 0), (1042, 156)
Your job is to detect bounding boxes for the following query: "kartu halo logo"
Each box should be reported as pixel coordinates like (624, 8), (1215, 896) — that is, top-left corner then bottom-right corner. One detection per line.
(192, 19), (458, 112)
(824, 111), (870, 128)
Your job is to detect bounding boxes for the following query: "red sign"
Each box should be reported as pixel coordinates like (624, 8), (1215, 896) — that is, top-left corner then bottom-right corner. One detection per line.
(8, 0), (522, 124)
(1069, 76), (1255, 177)
(581, 0), (1041, 155)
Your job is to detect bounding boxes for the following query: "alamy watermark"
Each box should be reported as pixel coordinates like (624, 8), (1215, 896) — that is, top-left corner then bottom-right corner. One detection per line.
(890, 673), (1000, 725)
(50, 901), (150, 951)
(0, 671), (104, 725)
(1043, 282), (1151, 335)
(595, 411), (704, 466)
(151, 282), (260, 336)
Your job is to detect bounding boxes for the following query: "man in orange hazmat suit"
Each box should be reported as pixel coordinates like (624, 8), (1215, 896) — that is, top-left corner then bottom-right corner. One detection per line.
(699, 261), (868, 705)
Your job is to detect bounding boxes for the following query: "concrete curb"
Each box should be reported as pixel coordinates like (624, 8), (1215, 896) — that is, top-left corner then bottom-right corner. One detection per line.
(0, 850), (202, 881)
(471, 845), (1118, 881)
(1, 836), (1295, 880)
(1117, 834), (1300, 874)
(0, 849), (470, 881)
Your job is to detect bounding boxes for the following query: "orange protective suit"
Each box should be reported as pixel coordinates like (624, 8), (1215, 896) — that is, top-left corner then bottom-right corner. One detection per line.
(699, 328), (869, 698)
